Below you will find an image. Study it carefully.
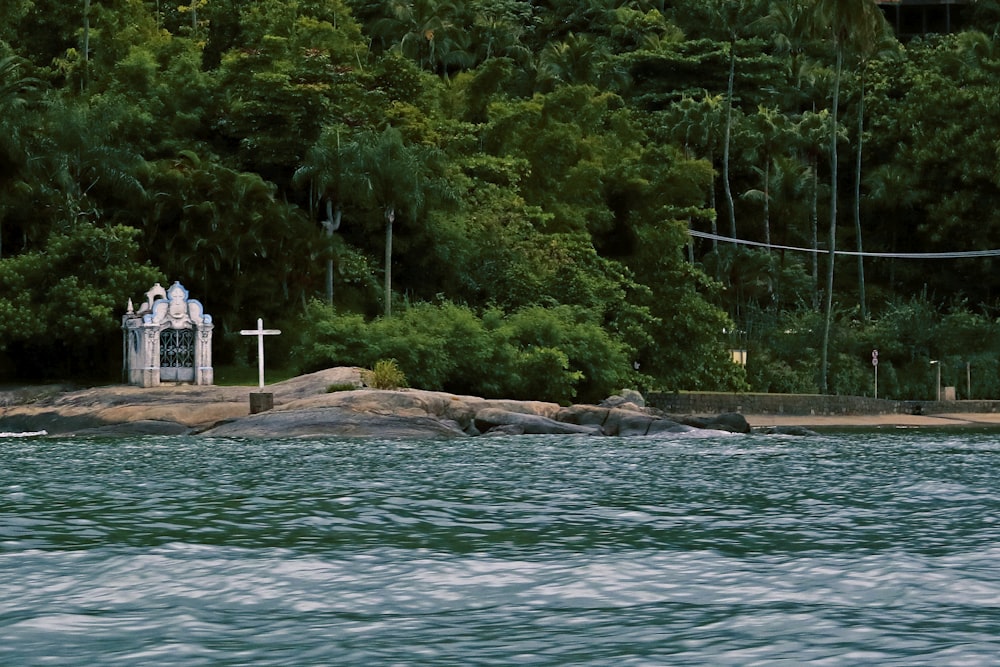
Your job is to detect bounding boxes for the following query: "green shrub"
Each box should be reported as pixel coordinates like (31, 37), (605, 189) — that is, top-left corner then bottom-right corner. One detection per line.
(746, 349), (817, 394)
(500, 305), (630, 403)
(293, 300), (631, 403)
(510, 346), (583, 404)
(363, 359), (408, 390)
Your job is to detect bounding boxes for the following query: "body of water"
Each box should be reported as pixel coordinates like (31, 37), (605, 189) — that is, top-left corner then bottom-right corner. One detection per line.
(2, 429), (1000, 665)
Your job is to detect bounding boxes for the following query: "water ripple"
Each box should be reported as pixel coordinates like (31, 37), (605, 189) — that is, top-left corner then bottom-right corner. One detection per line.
(2, 432), (1000, 665)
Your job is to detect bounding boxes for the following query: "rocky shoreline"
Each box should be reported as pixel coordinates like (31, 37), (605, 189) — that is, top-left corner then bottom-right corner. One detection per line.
(0, 368), (760, 439)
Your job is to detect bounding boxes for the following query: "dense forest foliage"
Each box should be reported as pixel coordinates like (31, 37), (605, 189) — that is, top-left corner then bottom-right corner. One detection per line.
(2, 0), (1000, 402)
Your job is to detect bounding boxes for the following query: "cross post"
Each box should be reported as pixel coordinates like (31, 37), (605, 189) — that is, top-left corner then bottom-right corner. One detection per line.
(240, 318), (281, 389)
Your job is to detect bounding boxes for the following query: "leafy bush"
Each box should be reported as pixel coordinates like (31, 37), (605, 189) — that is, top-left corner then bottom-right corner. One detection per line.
(746, 349), (817, 394)
(294, 300), (632, 404)
(499, 305), (630, 403)
(362, 359), (408, 390)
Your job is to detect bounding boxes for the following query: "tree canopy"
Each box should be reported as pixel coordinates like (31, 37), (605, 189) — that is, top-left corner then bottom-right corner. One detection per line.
(1, 1), (999, 400)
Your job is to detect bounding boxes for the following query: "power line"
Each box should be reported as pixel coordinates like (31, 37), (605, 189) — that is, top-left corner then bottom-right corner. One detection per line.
(687, 230), (1000, 259)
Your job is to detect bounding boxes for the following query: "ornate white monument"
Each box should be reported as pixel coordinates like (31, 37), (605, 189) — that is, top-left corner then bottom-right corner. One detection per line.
(122, 281), (214, 387)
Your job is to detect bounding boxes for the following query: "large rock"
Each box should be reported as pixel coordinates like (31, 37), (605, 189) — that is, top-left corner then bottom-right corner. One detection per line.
(202, 407), (466, 439)
(647, 419), (696, 435)
(557, 403), (694, 436)
(0, 368), (752, 439)
(603, 407), (658, 436)
(473, 408), (602, 436)
(556, 405), (610, 427)
(674, 412), (750, 434)
(600, 389), (645, 409)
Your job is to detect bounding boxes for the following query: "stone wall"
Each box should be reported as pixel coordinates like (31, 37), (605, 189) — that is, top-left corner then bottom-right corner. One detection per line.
(647, 392), (1000, 416)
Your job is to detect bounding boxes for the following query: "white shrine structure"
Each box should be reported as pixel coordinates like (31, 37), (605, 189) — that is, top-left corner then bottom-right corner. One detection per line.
(122, 281), (214, 387)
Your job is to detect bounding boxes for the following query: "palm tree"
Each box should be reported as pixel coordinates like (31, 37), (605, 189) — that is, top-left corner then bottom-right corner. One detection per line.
(293, 126), (362, 305)
(537, 32), (619, 90)
(82, 0), (91, 91)
(720, 6), (739, 241)
(710, 0), (769, 241)
(794, 109), (835, 305)
(373, 0), (473, 76)
(355, 127), (438, 317)
(758, 0), (816, 108)
(470, 0), (534, 65)
(813, 0), (887, 393)
(665, 94), (724, 249)
(865, 160), (918, 295)
(41, 100), (146, 221)
(740, 105), (791, 252)
(851, 24), (898, 321)
(768, 152), (813, 251)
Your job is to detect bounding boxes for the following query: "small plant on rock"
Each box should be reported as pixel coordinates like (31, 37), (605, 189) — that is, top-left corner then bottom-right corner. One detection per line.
(363, 359), (408, 390)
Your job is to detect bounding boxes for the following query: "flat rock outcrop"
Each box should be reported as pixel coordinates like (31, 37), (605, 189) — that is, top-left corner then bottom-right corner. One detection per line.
(0, 368), (754, 439)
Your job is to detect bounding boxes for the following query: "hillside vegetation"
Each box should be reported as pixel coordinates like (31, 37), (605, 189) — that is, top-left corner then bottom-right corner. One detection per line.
(2, 0), (1000, 402)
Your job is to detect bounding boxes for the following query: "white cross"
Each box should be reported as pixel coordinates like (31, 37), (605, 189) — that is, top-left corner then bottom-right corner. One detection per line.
(240, 318), (281, 389)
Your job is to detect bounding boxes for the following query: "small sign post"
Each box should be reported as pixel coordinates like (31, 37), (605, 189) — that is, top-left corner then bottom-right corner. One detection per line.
(872, 349), (879, 400)
(240, 318), (281, 413)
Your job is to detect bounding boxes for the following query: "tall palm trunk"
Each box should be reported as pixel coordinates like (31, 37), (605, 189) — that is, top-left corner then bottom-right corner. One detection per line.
(810, 160), (819, 308)
(384, 206), (395, 317)
(722, 38), (737, 240)
(82, 0), (90, 91)
(322, 199), (341, 306)
(821, 46), (842, 394)
(708, 147), (718, 251)
(854, 67), (867, 319)
(763, 159), (771, 251)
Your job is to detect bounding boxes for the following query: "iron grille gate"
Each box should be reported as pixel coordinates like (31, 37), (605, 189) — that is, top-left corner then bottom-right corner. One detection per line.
(160, 328), (195, 381)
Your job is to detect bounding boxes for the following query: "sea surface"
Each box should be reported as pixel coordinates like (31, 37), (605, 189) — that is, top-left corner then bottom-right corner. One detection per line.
(2, 429), (1000, 666)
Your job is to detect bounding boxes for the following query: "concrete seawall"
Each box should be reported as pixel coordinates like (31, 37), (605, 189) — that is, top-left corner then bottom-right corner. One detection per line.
(648, 392), (1000, 417)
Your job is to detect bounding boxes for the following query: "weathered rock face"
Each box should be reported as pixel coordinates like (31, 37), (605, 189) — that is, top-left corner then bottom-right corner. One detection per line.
(755, 425), (819, 437)
(0, 368), (753, 439)
(203, 409), (467, 440)
(472, 408), (603, 436)
(673, 412), (751, 434)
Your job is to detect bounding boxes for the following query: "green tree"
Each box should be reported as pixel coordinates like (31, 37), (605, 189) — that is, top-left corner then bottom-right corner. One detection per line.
(141, 152), (318, 332)
(662, 94), (725, 250)
(0, 0), (32, 47)
(211, 0), (366, 185)
(483, 85), (627, 235)
(354, 126), (441, 317)
(0, 223), (162, 378)
(0, 55), (41, 259)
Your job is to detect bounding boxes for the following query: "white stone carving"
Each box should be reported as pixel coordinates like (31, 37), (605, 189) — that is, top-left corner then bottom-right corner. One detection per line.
(122, 281), (214, 387)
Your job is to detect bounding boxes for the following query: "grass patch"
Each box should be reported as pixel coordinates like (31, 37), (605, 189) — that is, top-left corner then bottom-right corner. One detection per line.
(213, 364), (299, 387)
